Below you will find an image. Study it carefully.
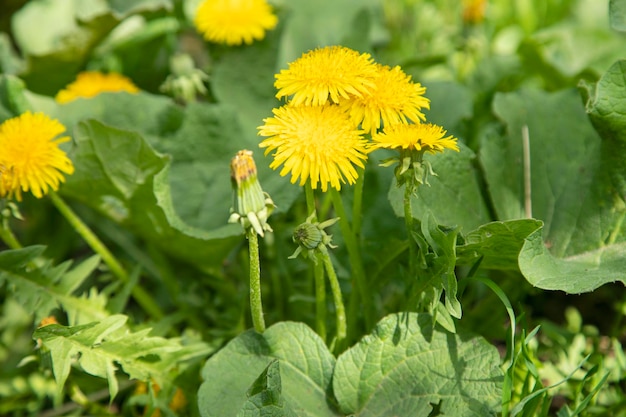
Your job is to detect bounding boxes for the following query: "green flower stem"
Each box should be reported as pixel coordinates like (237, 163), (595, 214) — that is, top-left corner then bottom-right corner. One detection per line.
(0, 221), (22, 250)
(247, 227), (266, 333)
(404, 183), (417, 279)
(352, 167), (365, 235)
(318, 245), (346, 350)
(48, 192), (163, 320)
(329, 188), (370, 332)
(305, 183), (326, 341)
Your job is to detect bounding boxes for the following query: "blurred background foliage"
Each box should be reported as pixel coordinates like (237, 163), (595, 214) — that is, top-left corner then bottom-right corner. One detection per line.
(0, 0), (625, 415)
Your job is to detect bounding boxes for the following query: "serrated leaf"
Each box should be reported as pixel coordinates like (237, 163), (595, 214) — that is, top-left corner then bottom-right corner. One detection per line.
(198, 322), (339, 417)
(35, 314), (212, 401)
(0, 246), (106, 324)
(518, 228), (626, 293)
(236, 360), (298, 417)
(457, 219), (544, 270)
(333, 313), (503, 416)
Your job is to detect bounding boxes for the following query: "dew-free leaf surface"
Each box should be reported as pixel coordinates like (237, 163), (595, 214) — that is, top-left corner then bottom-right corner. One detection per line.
(333, 313), (503, 416)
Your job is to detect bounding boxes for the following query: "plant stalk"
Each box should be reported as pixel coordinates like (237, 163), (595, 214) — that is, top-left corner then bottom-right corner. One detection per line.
(319, 245), (346, 350)
(48, 192), (164, 320)
(247, 227), (266, 333)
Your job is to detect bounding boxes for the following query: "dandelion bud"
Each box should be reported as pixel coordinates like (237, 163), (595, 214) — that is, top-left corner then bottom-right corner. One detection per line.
(228, 150), (275, 237)
(289, 212), (339, 261)
(160, 53), (209, 103)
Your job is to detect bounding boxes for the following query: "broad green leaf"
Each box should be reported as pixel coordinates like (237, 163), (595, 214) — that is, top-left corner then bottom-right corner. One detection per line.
(0, 246), (108, 325)
(518, 228), (626, 293)
(236, 360), (298, 417)
(34, 314), (212, 401)
(387, 142), (491, 232)
(12, 0), (119, 95)
(49, 91), (298, 229)
(61, 119), (242, 268)
(580, 60), (626, 200)
(457, 219), (544, 270)
(276, 0), (380, 65)
(333, 313), (503, 416)
(198, 322), (339, 417)
(484, 88), (624, 257)
(610, 0), (626, 31)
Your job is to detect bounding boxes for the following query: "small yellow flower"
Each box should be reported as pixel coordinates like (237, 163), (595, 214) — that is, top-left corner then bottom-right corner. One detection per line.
(0, 112), (74, 201)
(463, 0), (487, 24)
(274, 46), (378, 106)
(55, 71), (139, 104)
(341, 64), (430, 134)
(258, 104), (368, 192)
(370, 123), (459, 154)
(194, 0), (278, 46)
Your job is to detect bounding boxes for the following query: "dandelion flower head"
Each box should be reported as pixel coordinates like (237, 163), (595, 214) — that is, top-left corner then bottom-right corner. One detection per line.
(370, 123), (459, 154)
(55, 71), (139, 104)
(0, 112), (74, 201)
(274, 46), (378, 106)
(194, 0), (278, 46)
(258, 104), (368, 191)
(342, 64), (430, 134)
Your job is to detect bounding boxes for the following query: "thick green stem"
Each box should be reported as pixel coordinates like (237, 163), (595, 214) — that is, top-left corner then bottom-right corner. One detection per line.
(48, 192), (163, 320)
(319, 245), (346, 350)
(305, 183), (326, 340)
(329, 188), (370, 333)
(247, 228), (266, 333)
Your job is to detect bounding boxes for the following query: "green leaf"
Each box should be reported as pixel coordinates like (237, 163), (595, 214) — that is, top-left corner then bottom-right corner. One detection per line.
(198, 322), (339, 417)
(236, 360), (298, 417)
(610, 0), (626, 32)
(518, 228), (626, 293)
(580, 60), (626, 200)
(333, 313), (503, 416)
(0, 246), (108, 325)
(61, 119), (242, 268)
(457, 219), (544, 270)
(35, 314), (212, 402)
(386, 142), (491, 232)
(484, 88), (624, 257)
(12, 0), (119, 95)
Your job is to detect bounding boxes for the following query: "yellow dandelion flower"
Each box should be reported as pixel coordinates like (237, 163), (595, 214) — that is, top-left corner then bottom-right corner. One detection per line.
(370, 123), (459, 154)
(194, 0), (278, 46)
(342, 64), (430, 134)
(0, 112), (74, 201)
(55, 71), (139, 104)
(258, 104), (368, 192)
(463, 0), (487, 24)
(274, 46), (378, 106)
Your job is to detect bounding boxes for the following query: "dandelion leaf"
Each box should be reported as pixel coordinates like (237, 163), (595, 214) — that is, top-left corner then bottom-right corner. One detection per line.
(34, 314), (212, 402)
(0, 246), (108, 324)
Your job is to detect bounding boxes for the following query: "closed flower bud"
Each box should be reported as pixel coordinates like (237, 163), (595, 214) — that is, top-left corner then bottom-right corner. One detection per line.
(228, 150), (275, 237)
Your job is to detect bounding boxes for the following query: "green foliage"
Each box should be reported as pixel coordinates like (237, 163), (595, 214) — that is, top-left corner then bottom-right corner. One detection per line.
(34, 315), (212, 403)
(1, 0), (626, 415)
(333, 313), (503, 416)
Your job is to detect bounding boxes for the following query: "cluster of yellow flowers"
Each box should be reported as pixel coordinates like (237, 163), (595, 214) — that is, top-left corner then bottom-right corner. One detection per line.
(258, 46), (459, 192)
